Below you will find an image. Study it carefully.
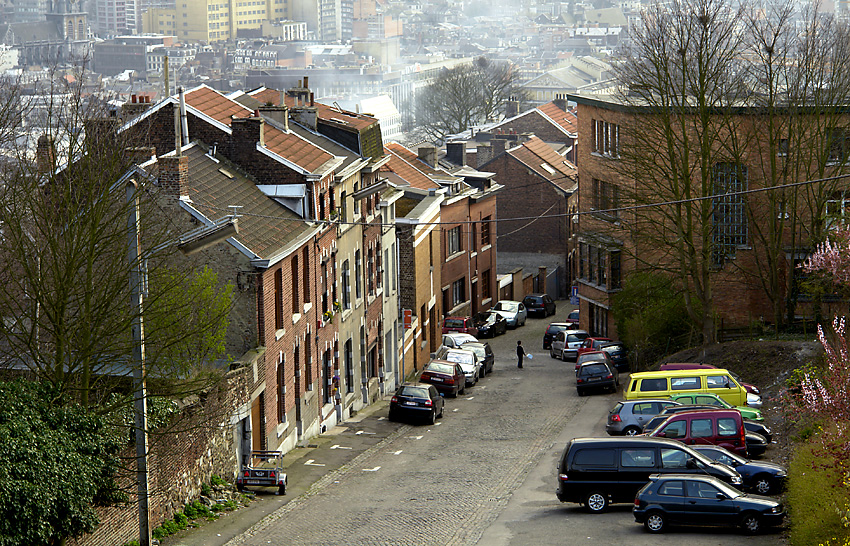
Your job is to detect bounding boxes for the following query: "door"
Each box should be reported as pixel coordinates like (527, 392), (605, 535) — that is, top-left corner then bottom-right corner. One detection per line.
(683, 479), (738, 525)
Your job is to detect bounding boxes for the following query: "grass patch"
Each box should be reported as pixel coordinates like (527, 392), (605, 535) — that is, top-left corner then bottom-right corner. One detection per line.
(787, 433), (850, 545)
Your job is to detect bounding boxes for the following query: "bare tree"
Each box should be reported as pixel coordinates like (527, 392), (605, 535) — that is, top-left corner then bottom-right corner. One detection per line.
(414, 57), (527, 143)
(612, 0), (747, 344)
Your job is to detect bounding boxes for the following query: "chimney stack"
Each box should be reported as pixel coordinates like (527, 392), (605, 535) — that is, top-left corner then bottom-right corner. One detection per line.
(158, 154), (189, 197)
(259, 104), (290, 131)
(417, 145), (437, 168)
(553, 94), (567, 111)
(446, 141), (467, 166)
(36, 134), (55, 174)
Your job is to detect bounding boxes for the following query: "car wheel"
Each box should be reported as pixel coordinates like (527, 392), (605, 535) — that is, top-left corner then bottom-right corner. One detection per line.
(623, 426), (641, 436)
(459, 383), (465, 395)
(278, 484), (286, 495)
(741, 512), (761, 535)
(428, 409), (436, 425)
(753, 475), (772, 495)
(479, 366), (486, 378)
(585, 491), (608, 513)
(550, 348), (556, 358)
(388, 410), (397, 422)
(577, 388), (585, 396)
(561, 351), (568, 362)
(237, 483), (245, 492)
(437, 404), (444, 418)
(645, 511), (666, 533)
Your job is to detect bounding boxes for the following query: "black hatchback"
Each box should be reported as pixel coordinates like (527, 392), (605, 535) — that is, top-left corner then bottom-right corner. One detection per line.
(634, 474), (784, 534)
(576, 361), (619, 396)
(388, 383), (444, 425)
(599, 341), (629, 372)
(522, 293), (556, 317)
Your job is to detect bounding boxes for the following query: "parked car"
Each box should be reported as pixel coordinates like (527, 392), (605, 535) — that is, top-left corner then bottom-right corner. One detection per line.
(606, 400), (681, 436)
(472, 311), (507, 338)
(490, 300), (527, 328)
(419, 360), (465, 397)
(555, 437), (743, 513)
(550, 329), (589, 360)
(659, 362), (762, 397)
(441, 332), (478, 349)
(642, 404), (773, 442)
(566, 309), (580, 324)
(693, 445), (786, 494)
(574, 350), (613, 373)
(522, 293), (556, 317)
(576, 360), (619, 396)
(442, 316), (478, 337)
(668, 392), (763, 421)
(746, 431), (770, 458)
(543, 322), (571, 349)
(460, 341), (494, 376)
(575, 337), (613, 359)
(388, 383), (445, 425)
(633, 474), (785, 534)
(648, 408), (748, 456)
(625, 368), (751, 407)
(599, 341), (629, 372)
(435, 347), (481, 387)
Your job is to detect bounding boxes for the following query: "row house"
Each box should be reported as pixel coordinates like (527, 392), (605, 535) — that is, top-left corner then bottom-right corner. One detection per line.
(119, 80), (398, 457)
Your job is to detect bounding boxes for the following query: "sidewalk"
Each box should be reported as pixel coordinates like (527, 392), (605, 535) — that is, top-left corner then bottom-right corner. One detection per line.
(163, 396), (397, 546)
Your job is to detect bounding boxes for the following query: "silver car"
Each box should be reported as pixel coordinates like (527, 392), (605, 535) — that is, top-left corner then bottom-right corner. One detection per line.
(440, 332), (478, 350)
(437, 347), (481, 387)
(490, 300), (527, 328)
(606, 399), (681, 436)
(550, 329), (588, 361)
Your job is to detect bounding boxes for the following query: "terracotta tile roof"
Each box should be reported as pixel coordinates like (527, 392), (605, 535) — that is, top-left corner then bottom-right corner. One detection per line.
(262, 124), (335, 173)
(385, 142), (442, 176)
(382, 145), (440, 190)
(180, 145), (310, 260)
(185, 85), (253, 126)
(509, 136), (577, 191)
(247, 87), (379, 131)
(248, 87), (285, 106)
(536, 102), (578, 135)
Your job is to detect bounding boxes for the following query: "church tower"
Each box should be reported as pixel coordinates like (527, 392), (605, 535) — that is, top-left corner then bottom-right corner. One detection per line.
(45, 0), (87, 40)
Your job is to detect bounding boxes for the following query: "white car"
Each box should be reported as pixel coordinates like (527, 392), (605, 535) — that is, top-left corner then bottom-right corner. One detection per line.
(441, 332), (478, 350)
(550, 329), (588, 361)
(438, 348), (481, 387)
(491, 300), (527, 328)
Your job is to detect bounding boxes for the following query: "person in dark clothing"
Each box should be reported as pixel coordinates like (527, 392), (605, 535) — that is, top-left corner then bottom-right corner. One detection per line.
(517, 340), (526, 368)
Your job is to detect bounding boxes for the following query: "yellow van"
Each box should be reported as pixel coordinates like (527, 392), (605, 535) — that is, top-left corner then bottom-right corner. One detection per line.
(624, 368), (748, 406)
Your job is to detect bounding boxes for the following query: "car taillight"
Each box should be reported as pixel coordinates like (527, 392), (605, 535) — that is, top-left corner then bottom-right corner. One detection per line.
(445, 377), (454, 384)
(421, 373), (431, 380)
(634, 498), (640, 507)
(424, 399), (432, 407)
(606, 374), (613, 379)
(391, 396), (398, 403)
(577, 378), (584, 383)
(611, 414), (621, 422)
(558, 474), (569, 482)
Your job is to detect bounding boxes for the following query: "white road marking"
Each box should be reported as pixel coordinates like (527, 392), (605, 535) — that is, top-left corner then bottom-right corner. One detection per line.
(466, 396), (475, 400)
(453, 408), (459, 412)
(363, 466), (381, 472)
(377, 417), (387, 420)
(304, 459), (325, 466)
(330, 445), (352, 450)
(389, 450), (403, 455)
(355, 430), (376, 435)
(406, 435), (423, 440)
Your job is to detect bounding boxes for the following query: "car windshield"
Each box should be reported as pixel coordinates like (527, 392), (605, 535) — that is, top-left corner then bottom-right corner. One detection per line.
(427, 362), (455, 374)
(567, 333), (589, 343)
(578, 353), (605, 364)
(444, 319), (465, 328)
(495, 302), (518, 312)
(701, 447), (747, 466)
(399, 386), (428, 398)
(444, 351), (474, 365)
(463, 345), (486, 359)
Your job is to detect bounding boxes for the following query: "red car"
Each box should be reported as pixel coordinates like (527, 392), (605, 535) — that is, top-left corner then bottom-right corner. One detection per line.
(419, 359), (466, 397)
(442, 316), (478, 337)
(575, 337), (613, 359)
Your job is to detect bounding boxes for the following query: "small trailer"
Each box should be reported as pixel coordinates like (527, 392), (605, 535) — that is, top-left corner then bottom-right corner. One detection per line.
(235, 450), (287, 495)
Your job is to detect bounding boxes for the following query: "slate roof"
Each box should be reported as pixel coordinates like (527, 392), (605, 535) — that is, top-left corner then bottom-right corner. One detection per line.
(177, 144), (310, 260)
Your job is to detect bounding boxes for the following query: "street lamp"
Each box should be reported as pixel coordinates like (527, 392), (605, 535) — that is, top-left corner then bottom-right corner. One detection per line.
(127, 179), (238, 546)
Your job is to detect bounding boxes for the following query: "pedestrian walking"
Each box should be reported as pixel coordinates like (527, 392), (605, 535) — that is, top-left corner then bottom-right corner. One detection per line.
(517, 340), (526, 368)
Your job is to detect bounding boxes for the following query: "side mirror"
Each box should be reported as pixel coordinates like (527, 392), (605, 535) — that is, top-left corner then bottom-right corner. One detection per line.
(716, 492), (727, 500)
(686, 458), (697, 469)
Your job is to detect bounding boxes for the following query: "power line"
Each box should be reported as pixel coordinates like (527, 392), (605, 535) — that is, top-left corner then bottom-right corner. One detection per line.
(187, 171), (850, 228)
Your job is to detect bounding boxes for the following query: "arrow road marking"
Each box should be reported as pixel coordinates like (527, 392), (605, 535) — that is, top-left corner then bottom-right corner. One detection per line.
(355, 430), (376, 435)
(466, 396), (474, 400)
(388, 450), (403, 455)
(363, 466), (381, 472)
(330, 445), (352, 450)
(377, 417), (387, 420)
(304, 459), (325, 466)
(406, 435), (423, 440)
(453, 408), (459, 412)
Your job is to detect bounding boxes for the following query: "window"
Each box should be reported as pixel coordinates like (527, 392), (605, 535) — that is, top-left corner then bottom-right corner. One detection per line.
(277, 357), (285, 423)
(481, 269), (491, 300)
(367, 249), (374, 296)
(610, 251), (621, 289)
(670, 377), (701, 390)
(342, 260), (351, 309)
(481, 216), (491, 246)
(291, 254), (299, 312)
(592, 119), (620, 157)
(592, 178), (619, 218)
(659, 420), (686, 439)
(447, 226), (462, 256)
(588, 246), (596, 283)
(712, 162), (748, 265)
(322, 349), (332, 405)
(687, 481), (721, 499)
(573, 449), (615, 467)
(778, 138), (789, 157)
(302, 248), (310, 303)
(384, 249), (389, 292)
(639, 378), (668, 392)
(452, 278), (465, 308)
(717, 418), (738, 437)
(707, 375), (734, 389)
(828, 127), (850, 164)
(321, 262), (328, 314)
(274, 268), (283, 330)
(578, 243), (585, 279)
(620, 448), (655, 468)
(344, 339), (354, 393)
(658, 480), (685, 496)
(340, 190), (347, 223)
(690, 419), (713, 438)
(355, 250), (362, 299)
(660, 449), (689, 469)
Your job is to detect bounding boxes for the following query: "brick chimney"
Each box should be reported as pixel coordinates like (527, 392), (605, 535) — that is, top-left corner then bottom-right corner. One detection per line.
(477, 142), (493, 166)
(446, 141), (466, 166)
(290, 105), (317, 131)
(491, 138), (508, 157)
(158, 154), (189, 197)
(506, 99), (519, 118)
(124, 146), (156, 165)
(36, 134), (55, 174)
(84, 118), (120, 150)
(417, 145), (437, 168)
(121, 94), (154, 120)
(230, 116), (265, 158)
